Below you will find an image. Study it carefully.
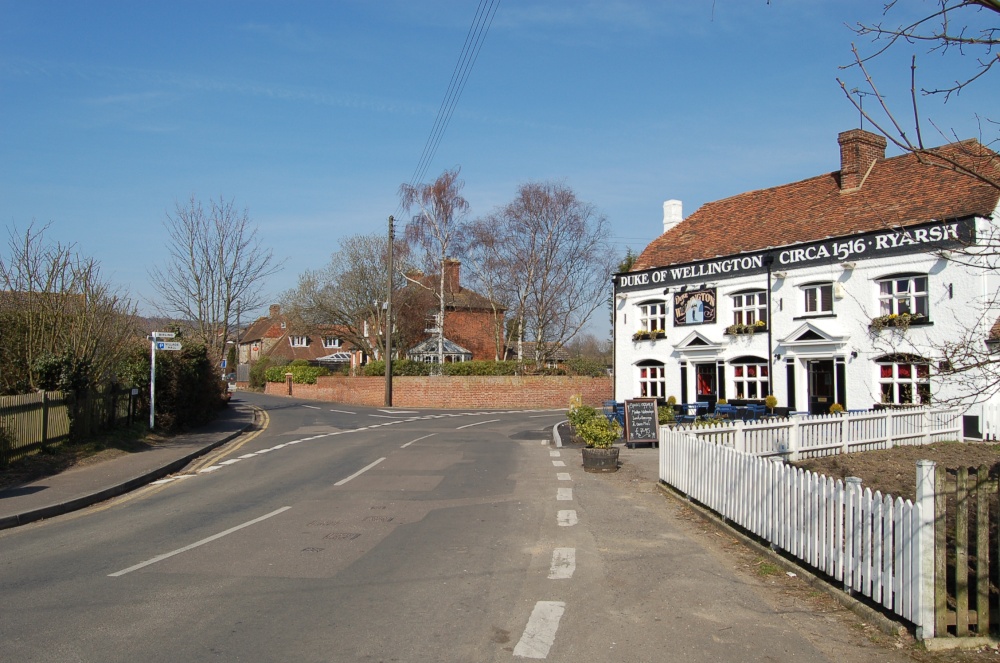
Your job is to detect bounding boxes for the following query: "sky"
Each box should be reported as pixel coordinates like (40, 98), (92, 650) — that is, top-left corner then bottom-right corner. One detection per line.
(2, 1), (997, 335)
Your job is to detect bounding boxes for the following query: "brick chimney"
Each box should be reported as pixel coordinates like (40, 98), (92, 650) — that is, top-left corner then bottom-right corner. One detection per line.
(838, 129), (887, 191)
(443, 259), (460, 293)
(269, 304), (281, 318)
(662, 199), (683, 234)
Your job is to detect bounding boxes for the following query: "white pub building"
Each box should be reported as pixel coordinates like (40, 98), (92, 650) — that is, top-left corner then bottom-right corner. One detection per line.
(613, 129), (1000, 435)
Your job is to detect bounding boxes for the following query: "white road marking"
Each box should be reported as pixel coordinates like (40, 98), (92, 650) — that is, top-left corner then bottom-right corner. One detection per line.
(552, 460), (565, 467)
(548, 548), (576, 579)
(456, 419), (499, 430)
(549, 451), (560, 457)
(557, 510), (578, 527)
(333, 457), (386, 486)
(220, 459), (241, 465)
(556, 488), (573, 501)
(301, 405), (320, 409)
(198, 466), (222, 473)
(513, 601), (565, 659)
(401, 433), (435, 449)
(556, 473), (571, 481)
(329, 409), (356, 415)
(378, 409), (419, 414)
(109, 507), (291, 577)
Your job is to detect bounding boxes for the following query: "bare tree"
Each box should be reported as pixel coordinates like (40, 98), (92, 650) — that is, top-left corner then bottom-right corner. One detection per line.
(149, 196), (281, 365)
(399, 168), (470, 366)
(464, 182), (616, 368)
(838, 1), (1000, 189)
(0, 223), (139, 394)
(282, 233), (407, 362)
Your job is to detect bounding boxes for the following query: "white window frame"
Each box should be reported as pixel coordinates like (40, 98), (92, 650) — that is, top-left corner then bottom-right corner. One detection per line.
(802, 282), (833, 315)
(731, 359), (769, 400)
(731, 290), (767, 326)
(877, 357), (931, 405)
(637, 362), (666, 400)
(289, 335), (308, 347)
(638, 300), (668, 333)
(878, 275), (929, 318)
(323, 337), (341, 349)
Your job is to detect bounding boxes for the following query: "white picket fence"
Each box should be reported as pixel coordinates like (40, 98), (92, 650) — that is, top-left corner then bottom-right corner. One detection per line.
(659, 419), (943, 637)
(676, 407), (962, 460)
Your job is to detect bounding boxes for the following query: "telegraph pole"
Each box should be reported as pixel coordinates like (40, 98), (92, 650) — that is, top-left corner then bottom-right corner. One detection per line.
(385, 215), (394, 407)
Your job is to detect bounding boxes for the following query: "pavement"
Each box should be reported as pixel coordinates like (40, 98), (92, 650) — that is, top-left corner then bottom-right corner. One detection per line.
(0, 401), (257, 530)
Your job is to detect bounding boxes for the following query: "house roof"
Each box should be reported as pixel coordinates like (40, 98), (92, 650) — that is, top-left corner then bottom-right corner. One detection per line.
(634, 137), (1000, 272)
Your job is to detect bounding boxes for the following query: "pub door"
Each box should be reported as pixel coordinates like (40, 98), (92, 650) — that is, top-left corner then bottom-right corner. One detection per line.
(695, 363), (717, 412)
(807, 359), (835, 415)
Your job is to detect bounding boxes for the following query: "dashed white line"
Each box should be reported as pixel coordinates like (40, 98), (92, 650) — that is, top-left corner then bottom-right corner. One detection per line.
(333, 457), (386, 486)
(513, 601), (565, 659)
(556, 488), (573, 501)
(552, 460), (565, 467)
(301, 405), (321, 409)
(401, 433), (435, 449)
(329, 409), (356, 415)
(456, 419), (499, 430)
(109, 507), (291, 577)
(548, 548), (576, 579)
(556, 473), (571, 481)
(549, 451), (560, 457)
(557, 510), (577, 527)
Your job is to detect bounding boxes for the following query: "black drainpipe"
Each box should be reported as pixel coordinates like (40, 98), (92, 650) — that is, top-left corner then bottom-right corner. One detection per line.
(764, 255), (775, 396)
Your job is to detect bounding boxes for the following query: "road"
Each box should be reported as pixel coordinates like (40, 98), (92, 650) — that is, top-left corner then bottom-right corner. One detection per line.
(0, 392), (914, 662)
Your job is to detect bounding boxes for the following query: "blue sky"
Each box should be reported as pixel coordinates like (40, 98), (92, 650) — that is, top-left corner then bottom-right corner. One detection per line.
(2, 1), (996, 333)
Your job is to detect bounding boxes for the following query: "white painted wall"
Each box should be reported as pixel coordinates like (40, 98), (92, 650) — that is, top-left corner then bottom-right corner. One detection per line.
(614, 214), (1000, 421)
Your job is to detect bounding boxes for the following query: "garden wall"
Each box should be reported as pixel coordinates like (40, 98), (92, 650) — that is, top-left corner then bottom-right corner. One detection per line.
(264, 375), (611, 409)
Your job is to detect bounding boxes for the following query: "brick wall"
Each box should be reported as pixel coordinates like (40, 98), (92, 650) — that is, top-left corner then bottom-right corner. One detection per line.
(264, 375), (612, 409)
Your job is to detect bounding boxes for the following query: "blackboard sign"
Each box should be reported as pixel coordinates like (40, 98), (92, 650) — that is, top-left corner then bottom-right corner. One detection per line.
(624, 398), (659, 444)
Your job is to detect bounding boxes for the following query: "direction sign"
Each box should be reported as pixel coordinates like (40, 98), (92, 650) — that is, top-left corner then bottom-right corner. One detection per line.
(152, 332), (176, 339)
(156, 342), (182, 351)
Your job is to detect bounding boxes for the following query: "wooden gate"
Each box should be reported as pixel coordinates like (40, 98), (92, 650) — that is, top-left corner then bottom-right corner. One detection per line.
(933, 465), (996, 637)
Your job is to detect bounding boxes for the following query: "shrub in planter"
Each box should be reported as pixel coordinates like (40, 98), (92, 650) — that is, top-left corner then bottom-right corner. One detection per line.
(765, 394), (778, 413)
(829, 403), (844, 414)
(567, 404), (599, 428)
(576, 416), (621, 448)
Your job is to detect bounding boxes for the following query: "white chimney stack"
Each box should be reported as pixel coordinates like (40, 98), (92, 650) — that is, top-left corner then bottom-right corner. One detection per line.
(662, 199), (683, 234)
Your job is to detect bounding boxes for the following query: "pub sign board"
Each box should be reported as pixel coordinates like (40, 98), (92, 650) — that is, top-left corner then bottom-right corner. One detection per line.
(614, 217), (975, 294)
(673, 288), (717, 326)
(624, 398), (659, 444)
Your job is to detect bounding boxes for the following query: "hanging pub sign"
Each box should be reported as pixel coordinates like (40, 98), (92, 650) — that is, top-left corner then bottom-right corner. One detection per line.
(674, 288), (716, 326)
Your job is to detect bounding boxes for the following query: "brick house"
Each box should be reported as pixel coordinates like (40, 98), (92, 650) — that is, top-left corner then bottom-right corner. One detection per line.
(238, 304), (361, 370)
(614, 129), (1000, 426)
(400, 259), (504, 362)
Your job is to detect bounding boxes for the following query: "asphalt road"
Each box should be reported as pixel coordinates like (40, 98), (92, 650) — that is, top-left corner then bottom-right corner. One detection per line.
(0, 392), (914, 662)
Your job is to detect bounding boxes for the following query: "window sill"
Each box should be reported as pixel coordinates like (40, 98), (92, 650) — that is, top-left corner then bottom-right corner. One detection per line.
(792, 313), (837, 321)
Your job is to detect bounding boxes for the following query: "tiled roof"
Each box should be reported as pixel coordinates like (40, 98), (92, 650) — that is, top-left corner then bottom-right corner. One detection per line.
(634, 139), (1000, 271)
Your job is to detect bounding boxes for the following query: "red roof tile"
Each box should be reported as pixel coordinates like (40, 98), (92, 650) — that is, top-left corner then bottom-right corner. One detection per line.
(634, 138), (1000, 271)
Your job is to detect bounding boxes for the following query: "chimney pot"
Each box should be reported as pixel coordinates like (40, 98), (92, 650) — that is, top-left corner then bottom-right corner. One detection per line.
(269, 304), (281, 318)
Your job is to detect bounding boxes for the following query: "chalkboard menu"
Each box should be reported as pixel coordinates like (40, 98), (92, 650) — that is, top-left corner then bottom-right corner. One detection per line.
(624, 398), (659, 443)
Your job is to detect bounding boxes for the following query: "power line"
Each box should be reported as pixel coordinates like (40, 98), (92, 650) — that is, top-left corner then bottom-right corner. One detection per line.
(401, 0), (500, 205)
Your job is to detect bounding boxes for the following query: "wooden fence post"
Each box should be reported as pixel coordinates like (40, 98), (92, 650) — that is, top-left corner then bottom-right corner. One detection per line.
(915, 459), (936, 640)
(41, 391), (49, 447)
(285, 373), (294, 396)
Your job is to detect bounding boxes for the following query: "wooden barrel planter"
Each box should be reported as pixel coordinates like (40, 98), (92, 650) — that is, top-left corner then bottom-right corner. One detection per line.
(582, 447), (620, 473)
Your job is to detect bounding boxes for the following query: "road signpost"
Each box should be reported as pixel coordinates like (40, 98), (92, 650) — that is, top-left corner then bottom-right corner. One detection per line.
(149, 333), (182, 429)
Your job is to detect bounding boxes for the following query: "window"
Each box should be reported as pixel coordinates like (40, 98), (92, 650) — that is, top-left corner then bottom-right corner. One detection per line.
(731, 357), (769, 400)
(878, 275), (929, 318)
(638, 300), (668, 332)
(802, 283), (833, 314)
(877, 355), (931, 404)
(323, 337), (342, 349)
(289, 335), (308, 347)
(637, 360), (666, 400)
(732, 290), (767, 326)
